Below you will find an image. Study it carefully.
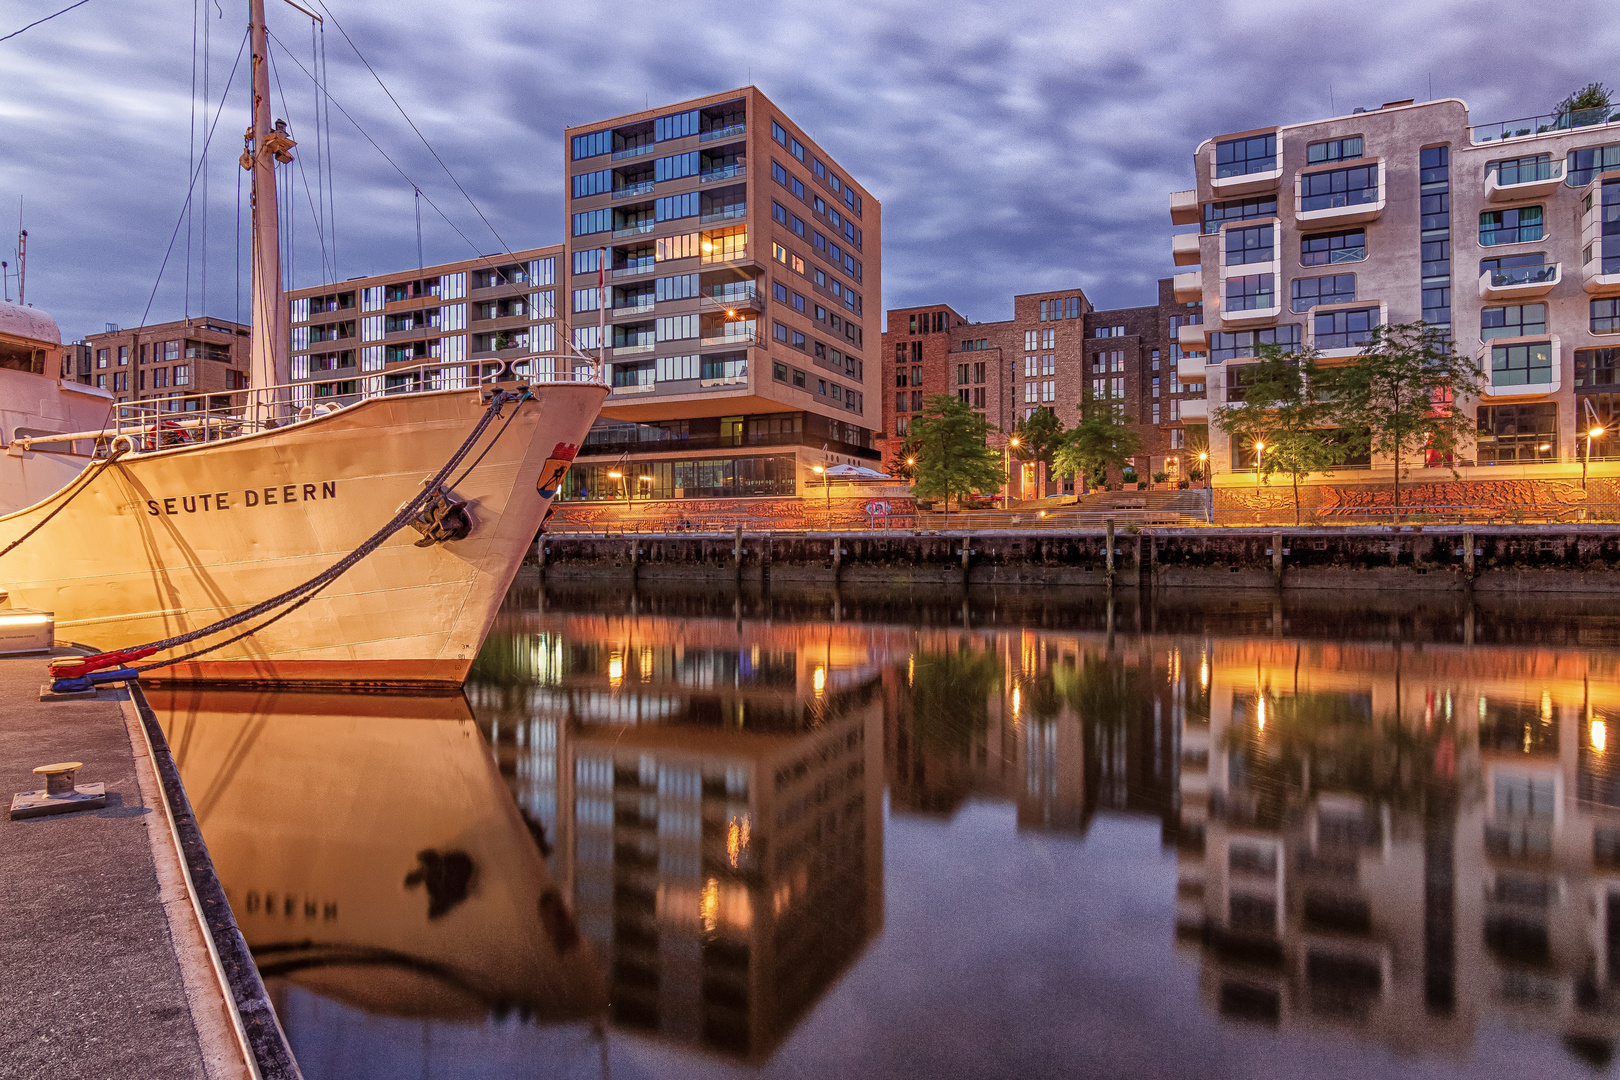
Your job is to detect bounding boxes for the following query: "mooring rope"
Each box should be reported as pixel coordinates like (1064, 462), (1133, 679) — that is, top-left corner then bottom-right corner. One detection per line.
(0, 445), (129, 561)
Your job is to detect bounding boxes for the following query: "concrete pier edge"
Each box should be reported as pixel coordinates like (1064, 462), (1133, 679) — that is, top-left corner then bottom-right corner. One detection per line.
(128, 683), (303, 1080)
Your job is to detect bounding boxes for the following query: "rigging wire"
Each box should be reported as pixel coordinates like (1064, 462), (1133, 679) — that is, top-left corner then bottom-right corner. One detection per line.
(310, 0), (515, 259)
(318, 21), (336, 276)
(139, 25), (250, 329)
(184, 0), (199, 318)
(267, 37), (332, 283)
(0, 0), (91, 44)
(200, 0), (213, 318)
(264, 29), (522, 284)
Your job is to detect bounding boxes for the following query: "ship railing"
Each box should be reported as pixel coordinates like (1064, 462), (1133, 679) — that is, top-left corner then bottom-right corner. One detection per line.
(13, 354), (605, 457)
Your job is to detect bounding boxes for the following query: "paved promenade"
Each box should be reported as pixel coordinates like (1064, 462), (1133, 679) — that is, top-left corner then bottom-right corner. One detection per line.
(0, 652), (250, 1079)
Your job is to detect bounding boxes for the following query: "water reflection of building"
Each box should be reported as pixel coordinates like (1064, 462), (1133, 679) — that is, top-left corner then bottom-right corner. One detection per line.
(885, 627), (1183, 839)
(470, 613), (886, 1063)
(1175, 642), (1620, 1066)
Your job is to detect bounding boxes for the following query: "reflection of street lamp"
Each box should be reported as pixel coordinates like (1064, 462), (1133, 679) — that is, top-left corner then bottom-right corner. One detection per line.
(1253, 441), (1265, 488)
(1586, 426), (1605, 490)
(608, 469), (628, 504)
(638, 474), (654, 502)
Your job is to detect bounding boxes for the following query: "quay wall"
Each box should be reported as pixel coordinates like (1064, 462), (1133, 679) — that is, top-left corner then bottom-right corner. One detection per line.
(535, 525), (1620, 593)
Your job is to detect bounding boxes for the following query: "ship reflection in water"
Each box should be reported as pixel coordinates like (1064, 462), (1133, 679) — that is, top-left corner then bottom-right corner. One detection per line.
(152, 584), (1620, 1078)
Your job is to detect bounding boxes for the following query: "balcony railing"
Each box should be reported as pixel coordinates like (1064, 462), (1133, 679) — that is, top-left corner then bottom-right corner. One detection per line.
(612, 221), (656, 239)
(699, 123), (746, 143)
(1490, 264), (1559, 287)
(1471, 103), (1620, 144)
(699, 293), (762, 315)
(700, 165), (746, 184)
(612, 143), (654, 161)
(700, 206), (746, 224)
(613, 262), (656, 279)
(613, 299), (655, 316)
(613, 181), (655, 200)
(699, 330), (757, 347)
(612, 342), (654, 356)
(579, 430), (879, 460)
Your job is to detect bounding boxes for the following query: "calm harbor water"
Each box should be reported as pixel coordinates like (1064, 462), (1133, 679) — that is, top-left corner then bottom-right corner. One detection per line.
(153, 582), (1620, 1079)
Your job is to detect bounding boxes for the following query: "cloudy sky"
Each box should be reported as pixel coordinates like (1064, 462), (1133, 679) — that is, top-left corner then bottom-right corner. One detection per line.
(3, 0), (1619, 340)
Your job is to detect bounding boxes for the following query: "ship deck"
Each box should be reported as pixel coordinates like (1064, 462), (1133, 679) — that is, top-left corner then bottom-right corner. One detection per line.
(0, 650), (294, 1078)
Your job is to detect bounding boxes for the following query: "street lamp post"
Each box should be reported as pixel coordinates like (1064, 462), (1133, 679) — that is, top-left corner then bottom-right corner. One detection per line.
(1253, 441), (1265, 489)
(1198, 450), (1209, 487)
(1004, 436), (1020, 502)
(812, 464), (830, 529)
(1586, 426), (1606, 491)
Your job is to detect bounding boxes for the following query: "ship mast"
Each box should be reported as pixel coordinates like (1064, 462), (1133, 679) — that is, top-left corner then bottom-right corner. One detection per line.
(243, 0), (295, 418)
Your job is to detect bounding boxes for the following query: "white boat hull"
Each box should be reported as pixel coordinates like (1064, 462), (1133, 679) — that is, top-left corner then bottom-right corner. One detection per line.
(0, 382), (606, 685)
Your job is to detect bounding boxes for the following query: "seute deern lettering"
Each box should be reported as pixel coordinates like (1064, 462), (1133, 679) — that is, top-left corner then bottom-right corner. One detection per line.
(145, 481), (337, 516)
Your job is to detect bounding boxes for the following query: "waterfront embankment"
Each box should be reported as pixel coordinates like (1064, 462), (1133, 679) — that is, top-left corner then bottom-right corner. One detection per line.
(0, 651), (297, 1079)
(536, 523), (1620, 592)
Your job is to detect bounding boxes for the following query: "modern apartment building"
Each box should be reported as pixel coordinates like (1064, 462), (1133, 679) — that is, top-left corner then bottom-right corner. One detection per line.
(285, 244), (562, 407)
(1173, 95), (1620, 479)
(82, 317), (250, 409)
(558, 88), (881, 507)
(880, 280), (1207, 495)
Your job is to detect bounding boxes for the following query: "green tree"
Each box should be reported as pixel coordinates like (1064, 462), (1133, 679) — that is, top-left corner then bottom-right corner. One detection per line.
(1053, 388), (1142, 491)
(1557, 82), (1611, 118)
(1214, 344), (1347, 524)
(1315, 321), (1484, 522)
(909, 394), (1005, 514)
(886, 432), (922, 480)
(1012, 407), (1066, 499)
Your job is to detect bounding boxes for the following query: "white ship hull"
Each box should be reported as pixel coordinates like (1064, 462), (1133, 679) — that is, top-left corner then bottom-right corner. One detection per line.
(0, 381), (605, 685)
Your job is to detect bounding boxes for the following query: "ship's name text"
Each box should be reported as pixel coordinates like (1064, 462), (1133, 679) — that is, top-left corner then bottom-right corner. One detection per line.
(145, 481), (338, 516)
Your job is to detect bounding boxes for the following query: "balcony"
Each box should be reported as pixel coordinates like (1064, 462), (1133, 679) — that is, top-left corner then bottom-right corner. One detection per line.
(612, 299), (656, 317)
(699, 206), (747, 225)
(579, 429), (879, 461)
(1178, 397), (1209, 421)
(613, 343), (654, 357)
(1470, 103), (1620, 145)
(1479, 262), (1561, 300)
(699, 293), (762, 315)
(612, 143), (654, 162)
(612, 221), (656, 239)
(1487, 161), (1564, 202)
(1295, 162), (1385, 226)
(610, 381), (657, 395)
(1170, 189), (1200, 226)
(1210, 159), (1281, 198)
(1584, 257), (1620, 296)
(699, 164), (746, 185)
(1176, 354), (1207, 383)
(699, 330), (757, 348)
(1173, 271), (1203, 303)
(613, 181), (655, 200)
(1177, 322), (1207, 347)
(1172, 233), (1202, 267)
(613, 262), (656, 279)
(700, 123), (746, 143)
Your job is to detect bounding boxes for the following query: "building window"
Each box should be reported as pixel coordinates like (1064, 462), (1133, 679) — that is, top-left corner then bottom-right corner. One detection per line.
(958, 363), (970, 386)
(1215, 133), (1276, 178)
(1477, 403), (1557, 464)
(1300, 164), (1379, 212)
(1491, 341), (1553, 387)
(896, 392), (908, 413)
(95, 349), (108, 368)
(1482, 303), (1547, 341)
(1480, 206), (1543, 246)
(896, 417), (909, 436)
(912, 366), (923, 386)
(1225, 224), (1274, 265)
(1569, 143), (1620, 186)
(1301, 229), (1366, 266)
(173, 364), (190, 386)
(1203, 196), (1277, 234)
(1208, 324), (1301, 362)
(1290, 274), (1355, 312)
(1313, 307), (1378, 350)
(1225, 273), (1275, 311)
(117, 346), (129, 365)
(1041, 355), (1055, 376)
(1488, 154), (1554, 186)
(1306, 136), (1363, 164)
(1024, 330), (1038, 351)
(1575, 347), (1619, 388)
(1594, 299), (1620, 334)
(1152, 403), (1160, 423)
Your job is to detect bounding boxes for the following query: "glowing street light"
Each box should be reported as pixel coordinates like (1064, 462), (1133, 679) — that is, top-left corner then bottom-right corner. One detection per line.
(812, 463), (831, 527)
(1253, 441), (1265, 489)
(1585, 424), (1606, 491)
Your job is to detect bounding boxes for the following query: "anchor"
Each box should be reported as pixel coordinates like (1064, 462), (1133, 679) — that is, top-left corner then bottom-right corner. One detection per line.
(406, 485), (475, 547)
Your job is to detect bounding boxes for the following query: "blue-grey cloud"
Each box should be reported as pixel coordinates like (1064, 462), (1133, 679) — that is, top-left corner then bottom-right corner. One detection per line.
(3, 0), (1619, 340)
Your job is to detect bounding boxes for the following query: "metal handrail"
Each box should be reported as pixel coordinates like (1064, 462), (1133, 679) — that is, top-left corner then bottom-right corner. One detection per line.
(14, 354), (604, 455)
